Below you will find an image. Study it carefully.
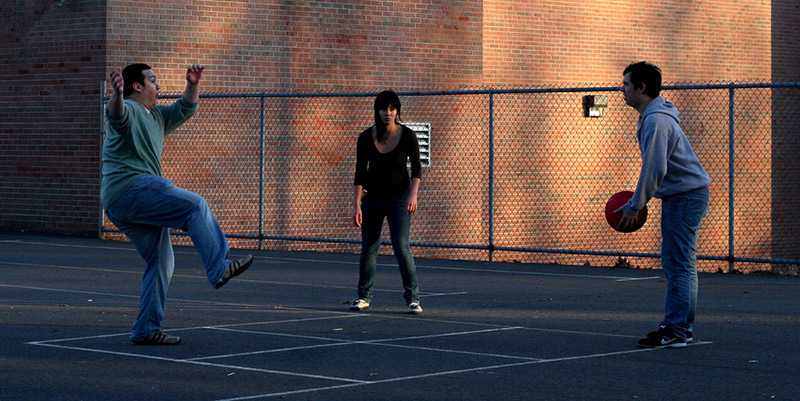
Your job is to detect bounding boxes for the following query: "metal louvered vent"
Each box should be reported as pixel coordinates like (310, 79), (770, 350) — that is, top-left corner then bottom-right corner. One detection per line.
(405, 122), (431, 167)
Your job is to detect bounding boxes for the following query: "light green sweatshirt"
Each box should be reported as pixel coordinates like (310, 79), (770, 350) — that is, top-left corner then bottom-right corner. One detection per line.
(101, 97), (198, 210)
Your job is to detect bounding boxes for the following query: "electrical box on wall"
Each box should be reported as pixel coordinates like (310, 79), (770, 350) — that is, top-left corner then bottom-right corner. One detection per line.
(583, 95), (608, 117)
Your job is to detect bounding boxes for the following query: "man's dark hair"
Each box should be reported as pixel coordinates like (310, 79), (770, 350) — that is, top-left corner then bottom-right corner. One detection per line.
(623, 61), (662, 98)
(122, 63), (152, 98)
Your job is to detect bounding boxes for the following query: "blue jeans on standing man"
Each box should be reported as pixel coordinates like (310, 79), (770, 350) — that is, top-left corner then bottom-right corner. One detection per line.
(358, 193), (420, 305)
(106, 176), (232, 339)
(659, 186), (709, 339)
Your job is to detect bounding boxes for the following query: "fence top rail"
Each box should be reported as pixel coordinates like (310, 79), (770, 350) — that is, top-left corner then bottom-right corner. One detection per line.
(106, 81), (799, 101)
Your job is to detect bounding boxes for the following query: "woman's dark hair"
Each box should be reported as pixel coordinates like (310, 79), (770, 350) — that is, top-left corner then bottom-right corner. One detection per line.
(122, 63), (152, 98)
(373, 90), (402, 141)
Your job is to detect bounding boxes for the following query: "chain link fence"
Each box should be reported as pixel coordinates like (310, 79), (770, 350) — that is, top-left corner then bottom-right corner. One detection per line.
(101, 82), (800, 275)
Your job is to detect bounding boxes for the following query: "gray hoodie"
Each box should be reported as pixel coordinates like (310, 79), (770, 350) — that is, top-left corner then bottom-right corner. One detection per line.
(623, 96), (710, 214)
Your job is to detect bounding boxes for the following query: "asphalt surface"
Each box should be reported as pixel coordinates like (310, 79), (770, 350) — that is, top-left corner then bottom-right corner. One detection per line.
(1, 230), (798, 401)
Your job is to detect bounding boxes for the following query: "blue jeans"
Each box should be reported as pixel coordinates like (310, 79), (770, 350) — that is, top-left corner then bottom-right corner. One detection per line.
(358, 193), (419, 304)
(106, 176), (231, 339)
(659, 186), (709, 338)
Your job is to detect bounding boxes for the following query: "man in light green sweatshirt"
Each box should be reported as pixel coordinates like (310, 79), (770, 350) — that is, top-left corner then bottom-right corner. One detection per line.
(103, 63), (253, 345)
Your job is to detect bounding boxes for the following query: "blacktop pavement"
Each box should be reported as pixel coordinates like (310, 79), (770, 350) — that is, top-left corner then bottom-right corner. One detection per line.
(1, 230), (798, 401)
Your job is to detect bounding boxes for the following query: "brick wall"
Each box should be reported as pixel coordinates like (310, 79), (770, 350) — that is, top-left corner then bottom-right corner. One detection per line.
(772, 0), (800, 81)
(105, 0), (484, 92)
(0, 0), (105, 235)
(483, 0), (778, 84)
(1, 0), (798, 271)
(770, 0), (800, 271)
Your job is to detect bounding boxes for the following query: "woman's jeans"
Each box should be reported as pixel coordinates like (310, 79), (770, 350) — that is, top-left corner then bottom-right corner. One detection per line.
(660, 186), (709, 338)
(106, 176), (230, 339)
(358, 193), (419, 305)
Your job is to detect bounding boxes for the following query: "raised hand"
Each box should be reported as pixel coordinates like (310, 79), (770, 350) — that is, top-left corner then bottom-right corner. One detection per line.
(109, 68), (124, 94)
(186, 64), (205, 84)
(108, 67), (125, 117)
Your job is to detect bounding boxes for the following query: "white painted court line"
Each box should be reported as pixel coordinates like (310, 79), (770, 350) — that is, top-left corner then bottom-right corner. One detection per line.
(221, 278), (466, 298)
(425, 265), (661, 281)
(0, 261), (143, 275)
(0, 283), (267, 308)
(200, 314), (369, 330)
(183, 341), (353, 361)
(198, 321), (661, 365)
(256, 254), (657, 281)
(0, 240), (135, 251)
(420, 291), (470, 297)
(614, 276), (663, 282)
(190, 326), (541, 363)
(1, 283), (142, 300)
(27, 308), (666, 372)
(5, 237), (713, 399)
(27, 330), (713, 401)
(5, 281), (650, 342)
(212, 342), (714, 401)
(0, 260), (466, 298)
(27, 331), (134, 344)
(0, 239), (238, 256)
(25, 320), (535, 387)
(517, 325), (643, 339)
(372, 342), (714, 382)
(26, 314), (369, 345)
(20, 289), (715, 401)
(215, 382), (368, 401)
(3, 239), (657, 281)
(369, 339), (543, 361)
(0, 261), (221, 288)
(350, 327), (543, 361)
(278, 305), (647, 339)
(28, 341), (370, 384)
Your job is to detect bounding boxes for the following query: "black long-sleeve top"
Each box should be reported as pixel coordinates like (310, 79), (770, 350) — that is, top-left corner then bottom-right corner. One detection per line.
(354, 125), (422, 196)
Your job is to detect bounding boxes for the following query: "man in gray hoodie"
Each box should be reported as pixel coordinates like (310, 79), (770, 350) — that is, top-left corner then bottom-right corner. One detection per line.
(616, 62), (710, 348)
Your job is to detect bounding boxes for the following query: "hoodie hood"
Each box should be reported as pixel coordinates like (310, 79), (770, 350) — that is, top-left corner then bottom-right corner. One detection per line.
(641, 96), (680, 124)
(624, 95), (710, 214)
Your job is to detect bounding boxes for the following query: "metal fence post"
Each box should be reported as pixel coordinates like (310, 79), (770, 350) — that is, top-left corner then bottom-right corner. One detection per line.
(728, 84), (735, 272)
(99, 80), (106, 240)
(488, 91), (495, 262)
(259, 96), (265, 249)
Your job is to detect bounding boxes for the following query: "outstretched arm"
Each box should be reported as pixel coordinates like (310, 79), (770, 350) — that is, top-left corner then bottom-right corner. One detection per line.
(108, 68), (125, 117)
(183, 64), (205, 104)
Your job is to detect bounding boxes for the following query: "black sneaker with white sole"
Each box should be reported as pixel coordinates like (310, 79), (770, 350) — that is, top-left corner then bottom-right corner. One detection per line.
(131, 329), (181, 345)
(638, 327), (687, 348)
(646, 327), (693, 343)
(407, 302), (423, 314)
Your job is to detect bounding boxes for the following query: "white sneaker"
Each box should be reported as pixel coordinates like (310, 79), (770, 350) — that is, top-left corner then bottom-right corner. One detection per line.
(349, 299), (369, 311)
(408, 302), (423, 314)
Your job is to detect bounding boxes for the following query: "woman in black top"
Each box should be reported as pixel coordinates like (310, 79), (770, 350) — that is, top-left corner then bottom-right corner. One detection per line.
(351, 90), (423, 314)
